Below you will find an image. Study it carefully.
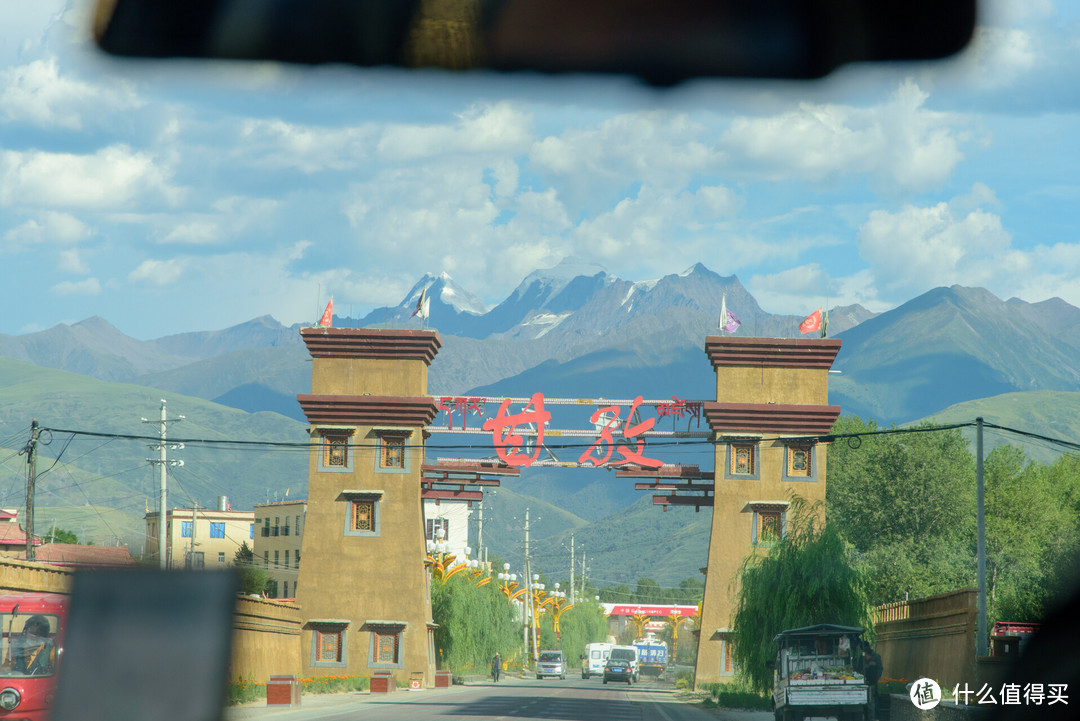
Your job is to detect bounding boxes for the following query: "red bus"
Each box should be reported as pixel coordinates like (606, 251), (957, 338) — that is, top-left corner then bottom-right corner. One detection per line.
(0, 593), (68, 721)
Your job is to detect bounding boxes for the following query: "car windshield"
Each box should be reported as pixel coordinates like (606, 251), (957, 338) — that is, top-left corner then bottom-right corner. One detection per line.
(0, 614), (60, 679)
(3, 0), (1078, 712)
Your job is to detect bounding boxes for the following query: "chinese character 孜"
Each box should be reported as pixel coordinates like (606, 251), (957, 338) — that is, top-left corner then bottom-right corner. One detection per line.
(578, 396), (662, 468)
(482, 394), (550, 467)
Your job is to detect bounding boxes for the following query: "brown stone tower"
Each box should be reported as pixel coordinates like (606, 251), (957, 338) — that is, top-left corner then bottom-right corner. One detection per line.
(294, 328), (440, 686)
(694, 336), (841, 687)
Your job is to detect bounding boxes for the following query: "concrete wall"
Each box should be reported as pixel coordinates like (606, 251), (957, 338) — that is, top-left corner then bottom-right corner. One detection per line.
(0, 558), (73, 593)
(874, 588), (978, 689)
(230, 596), (303, 682)
(0, 560), (303, 686)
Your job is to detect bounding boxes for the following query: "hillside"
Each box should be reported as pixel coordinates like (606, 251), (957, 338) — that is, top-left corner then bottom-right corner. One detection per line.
(0, 356), (308, 549)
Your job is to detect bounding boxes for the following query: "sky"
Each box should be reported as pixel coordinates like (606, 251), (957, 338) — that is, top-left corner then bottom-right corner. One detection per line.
(2, 0), (1080, 340)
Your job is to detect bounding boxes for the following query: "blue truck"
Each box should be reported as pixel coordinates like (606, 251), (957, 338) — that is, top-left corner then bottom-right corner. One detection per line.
(633, 637), (668, 677)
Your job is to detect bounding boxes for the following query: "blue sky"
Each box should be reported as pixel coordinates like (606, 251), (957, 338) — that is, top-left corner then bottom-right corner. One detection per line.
(2, 0), (1080, 339)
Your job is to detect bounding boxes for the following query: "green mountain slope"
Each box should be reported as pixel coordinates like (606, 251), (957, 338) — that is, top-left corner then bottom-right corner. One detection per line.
(0, 356), (309, 549)
(917, 390), (1080, 464)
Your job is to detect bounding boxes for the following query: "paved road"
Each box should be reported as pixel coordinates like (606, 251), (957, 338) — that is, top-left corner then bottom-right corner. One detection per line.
(224, 674), (773, 721)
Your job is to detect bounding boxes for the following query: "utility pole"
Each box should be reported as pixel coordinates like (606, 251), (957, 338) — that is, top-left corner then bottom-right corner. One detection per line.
(581, 551), (587, 600)
(24, 420), (40, 561)
(570, 534), (575, 605)
(976, 417), (987, 662)
(477, 500), (484, 561)
(188, 501), (198, 569)
(144, 400), (184, 570)
(523, 508), (531, 666)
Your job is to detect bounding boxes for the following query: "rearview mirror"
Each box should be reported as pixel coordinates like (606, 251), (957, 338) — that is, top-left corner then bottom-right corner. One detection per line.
(92, 0), (976, 84)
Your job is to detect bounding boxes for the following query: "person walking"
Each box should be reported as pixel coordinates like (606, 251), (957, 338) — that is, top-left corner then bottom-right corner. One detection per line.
(862, 646), (883, 720)
(492, 652), (501, 683)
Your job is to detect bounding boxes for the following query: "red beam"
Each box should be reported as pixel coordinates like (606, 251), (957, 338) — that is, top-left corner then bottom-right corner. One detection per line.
(634, 482), (715, 492)
(421, 461), (520, 477)
(421, 489), (484, 501)
(651, 495), (715, 507)
(616, 465), (712, 480)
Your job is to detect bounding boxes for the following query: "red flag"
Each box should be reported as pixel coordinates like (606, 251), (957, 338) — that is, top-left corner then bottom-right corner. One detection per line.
(799, 308), (822, 334)
(318, 297), (333, 327)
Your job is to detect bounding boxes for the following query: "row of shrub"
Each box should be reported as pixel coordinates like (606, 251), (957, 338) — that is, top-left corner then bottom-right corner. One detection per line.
(225, 674), (370, 705)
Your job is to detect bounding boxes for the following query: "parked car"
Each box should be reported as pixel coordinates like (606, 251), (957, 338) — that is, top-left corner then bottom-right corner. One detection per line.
(536, 650), (566, 679)
(603, 646), (639, 684)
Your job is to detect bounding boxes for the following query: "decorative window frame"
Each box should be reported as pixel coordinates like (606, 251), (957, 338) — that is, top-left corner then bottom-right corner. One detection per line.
(308, 620), (350, 668)
(317, 426), (356, 473)
(750, 502), (789, 546)
(342, 490), (384, 538)
(782, 441), (818, 482)
(364, 621), (407, 669)
(722, 437), (761, 480)
(373, 427), (413, 475)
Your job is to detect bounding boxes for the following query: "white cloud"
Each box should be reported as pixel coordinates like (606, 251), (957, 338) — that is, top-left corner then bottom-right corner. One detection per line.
(376, 102), (533, 161)
(128, 258), (189, 286)
(0, 145), (184, 210)
(530, 111), (714, 197)
(57, 247), (88, 274)
(52, 277), (100, 296)
(236, 119), (377, 173)
(857, 189), (1013, 302)
(720, 79), (968, 191)
(3, 211), (91, 249)
(161, 221), (222, 245)
(0, 57), (142, 129)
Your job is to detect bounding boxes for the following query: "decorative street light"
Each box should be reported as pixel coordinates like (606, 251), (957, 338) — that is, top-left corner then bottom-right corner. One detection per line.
(544, 583), (574, 639)
(498, 563), (524, 601)
(425, 526), (466, 581)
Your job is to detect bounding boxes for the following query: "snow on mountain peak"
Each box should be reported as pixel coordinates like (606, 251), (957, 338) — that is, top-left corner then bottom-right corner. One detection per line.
(400, 272), (487, 315)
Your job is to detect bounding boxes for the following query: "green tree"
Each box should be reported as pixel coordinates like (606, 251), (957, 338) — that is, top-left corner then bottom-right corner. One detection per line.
(46, 527), (78, 544)
(731, 497), (872, 694)
(827, 415), (976, 604)
(232, 541), (271, 595)
(598, 584), (631, 603)
(634, 578), (664, 604)
(431, 574), (522, 673)
(984, 446), (1080, 624)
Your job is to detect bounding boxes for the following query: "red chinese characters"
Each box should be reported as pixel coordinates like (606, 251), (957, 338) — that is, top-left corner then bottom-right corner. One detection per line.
(655, 396), (702, 425)
(438, 396), (487, 430)
(481, 394), (551, 467)
(578, 396), (663, 468)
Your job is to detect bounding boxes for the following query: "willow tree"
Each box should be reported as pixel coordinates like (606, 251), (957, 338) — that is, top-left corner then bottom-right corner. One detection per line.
(431, 572), (523, 673)
(731, 497), (872, 694)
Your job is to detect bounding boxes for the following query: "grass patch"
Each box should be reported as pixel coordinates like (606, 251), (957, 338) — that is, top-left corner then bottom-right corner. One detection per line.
(226, 676), (266, 706)
(301, 675), (369, 694)
(705, 678), (774, 711)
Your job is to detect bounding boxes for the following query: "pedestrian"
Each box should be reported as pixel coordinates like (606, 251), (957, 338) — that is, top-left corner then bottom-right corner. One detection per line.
(492, 652), (501, 683)
(863, 646), (883, 720)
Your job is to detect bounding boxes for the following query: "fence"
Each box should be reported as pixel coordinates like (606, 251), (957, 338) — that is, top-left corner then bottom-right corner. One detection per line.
(873, 587), (977, 688)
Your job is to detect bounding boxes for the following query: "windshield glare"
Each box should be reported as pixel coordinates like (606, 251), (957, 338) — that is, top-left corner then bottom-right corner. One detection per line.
(1, 614), (60, 678)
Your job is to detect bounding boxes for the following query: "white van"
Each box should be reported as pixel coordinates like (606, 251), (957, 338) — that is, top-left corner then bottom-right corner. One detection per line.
(581, 642), (612, 679)
(608, 644), (640, 682)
